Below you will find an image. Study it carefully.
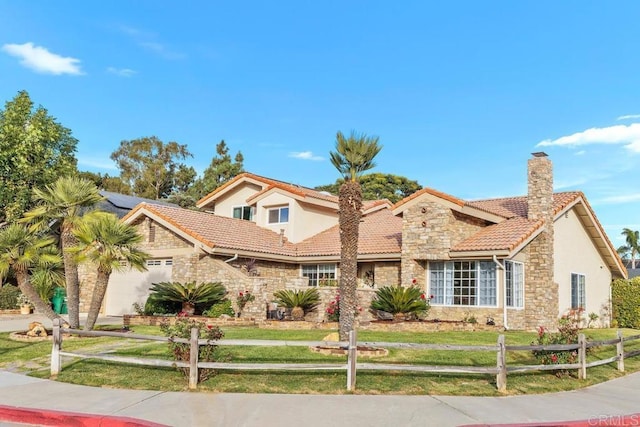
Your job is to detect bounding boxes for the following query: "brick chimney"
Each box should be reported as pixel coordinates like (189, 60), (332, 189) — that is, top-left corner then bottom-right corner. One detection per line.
(524, 152), (557, 330)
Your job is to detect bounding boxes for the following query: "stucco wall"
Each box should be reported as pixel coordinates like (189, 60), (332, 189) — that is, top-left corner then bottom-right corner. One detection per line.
(210, 183), (262, 216)
(554, 208), (612, 326)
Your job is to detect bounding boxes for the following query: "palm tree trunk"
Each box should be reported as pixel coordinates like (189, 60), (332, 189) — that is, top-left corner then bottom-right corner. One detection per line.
(338, 180), (362, 341)
(633, 248), (637, 269)
(84, 270), (109, 331)
(61, 226), (81, 329)
(15, 270), (62, 322)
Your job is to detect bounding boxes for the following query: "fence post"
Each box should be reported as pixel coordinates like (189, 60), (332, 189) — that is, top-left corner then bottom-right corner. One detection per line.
(50, 318), (62, 376)
(347, 330), (357, 391)
(189, 327), (199, 390)
(496, 334), (507, 392)
(578, 333), (587, 380)
(617, 330), (625, 372)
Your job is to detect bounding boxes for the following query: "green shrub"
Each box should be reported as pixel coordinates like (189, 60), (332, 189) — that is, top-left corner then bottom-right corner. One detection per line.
(531, 309), (586, 376)
(612, 277), (640, 328)
(160, 316), (226, 382)
(0, 285), (20, 309)
(133, 297), (180, 316)
(149, 281), (226, 314)
(203, 299), (235, 318)
(273, 288), (320, 320)
(370, 285), (430, 319)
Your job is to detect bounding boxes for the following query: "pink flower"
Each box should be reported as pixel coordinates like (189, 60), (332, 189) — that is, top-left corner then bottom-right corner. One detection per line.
(538, 326), (545, 337)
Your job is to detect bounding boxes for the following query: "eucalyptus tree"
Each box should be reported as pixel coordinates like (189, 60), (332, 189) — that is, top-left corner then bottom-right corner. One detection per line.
(71, 213), (148, 330)
(21, 177), (104, 328)
(329, 131), (382, 340)
(0, 224), (63, 321)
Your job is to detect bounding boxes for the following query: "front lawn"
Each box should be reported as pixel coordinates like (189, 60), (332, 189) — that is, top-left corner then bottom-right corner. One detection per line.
(5, 325), (639, 395)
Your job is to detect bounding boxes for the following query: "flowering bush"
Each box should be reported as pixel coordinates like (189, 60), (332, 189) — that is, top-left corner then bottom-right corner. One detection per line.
(531, 309), (585, 376)
(160, 317), (226, 382)
(236, 290), (255, 313)
(326, 293), (340, 321)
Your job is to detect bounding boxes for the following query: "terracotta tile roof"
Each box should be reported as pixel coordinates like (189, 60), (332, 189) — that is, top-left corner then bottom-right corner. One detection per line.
(198, 172), (339, 206)
(136, 204), (297, 256)
(393, 186), (465, 210)
(451, 217), (542, 252)
(296, 209), (402, 257)
(467, 192), (582, 219)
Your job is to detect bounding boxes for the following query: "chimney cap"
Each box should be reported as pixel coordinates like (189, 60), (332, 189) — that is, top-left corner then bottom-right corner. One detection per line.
(531, 152), (548, 158)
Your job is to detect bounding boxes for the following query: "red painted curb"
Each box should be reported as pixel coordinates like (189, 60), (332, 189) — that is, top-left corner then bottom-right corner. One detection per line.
(0, 405), (168, 427)
(460, 413), (640, 427)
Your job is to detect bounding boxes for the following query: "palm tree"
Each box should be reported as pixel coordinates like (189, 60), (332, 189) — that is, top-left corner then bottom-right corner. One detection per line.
(330, 131), (382, 340)
(0, 224), (63, 321)
(21, 177), (104, 328)
(71, 213), (148, 330)
(619, 228), (640, 269)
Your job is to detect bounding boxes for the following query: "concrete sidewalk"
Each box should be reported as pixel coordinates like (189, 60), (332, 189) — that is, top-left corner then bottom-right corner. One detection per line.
(1, 370), (639, 427)
(0, 313), (121, 333)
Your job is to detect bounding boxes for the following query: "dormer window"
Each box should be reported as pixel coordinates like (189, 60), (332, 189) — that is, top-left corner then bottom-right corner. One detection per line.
(233, 206), (253, 221)
(268, 206), (289, 224)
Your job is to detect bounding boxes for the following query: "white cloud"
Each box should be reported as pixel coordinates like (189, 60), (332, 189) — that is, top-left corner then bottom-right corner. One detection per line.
(595, 193), (640, 205)
(289, 151), (324, 161)
(575, 150), (586, 156)
(617, 114), (640, 121)
(2, 42), (83, 75)
(537, 123), (640, 153)
(107, 67), (136, 77)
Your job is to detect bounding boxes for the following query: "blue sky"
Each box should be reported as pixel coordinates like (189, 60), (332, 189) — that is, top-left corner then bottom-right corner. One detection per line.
(1, 1), (640, 247)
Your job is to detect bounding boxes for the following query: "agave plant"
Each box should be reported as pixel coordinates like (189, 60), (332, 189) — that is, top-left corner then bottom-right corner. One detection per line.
(370, 285), (430, 320)
(149, 281), (227, 315)
(273, 288), (320, 321)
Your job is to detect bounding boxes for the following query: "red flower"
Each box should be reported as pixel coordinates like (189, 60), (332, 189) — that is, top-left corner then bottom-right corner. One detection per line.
(420, 293), (426, 300)
(538, 326), (545, 338)
(239, 292), (244, 297)
(412, 278), (417, 284)
(207, 324), (213, 330)
(430, 295), (434, 299)
(551, 354), (558, 363)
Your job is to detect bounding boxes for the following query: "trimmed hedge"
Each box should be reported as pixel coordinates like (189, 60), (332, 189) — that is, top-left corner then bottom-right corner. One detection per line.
(612, 277), (640, 328)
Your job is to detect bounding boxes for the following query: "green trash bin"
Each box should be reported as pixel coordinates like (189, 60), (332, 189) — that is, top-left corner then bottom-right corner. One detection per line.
(61, 297), (68, 314)
(52, 287), (66, 314)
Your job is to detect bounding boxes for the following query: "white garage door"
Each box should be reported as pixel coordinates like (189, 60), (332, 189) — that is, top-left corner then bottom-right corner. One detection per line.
(105, 259), (173, 316)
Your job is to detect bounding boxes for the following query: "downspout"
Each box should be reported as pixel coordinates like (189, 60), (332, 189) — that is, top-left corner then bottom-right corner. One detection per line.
(492, 255), (508, 330)
(225, 254), (238, 263)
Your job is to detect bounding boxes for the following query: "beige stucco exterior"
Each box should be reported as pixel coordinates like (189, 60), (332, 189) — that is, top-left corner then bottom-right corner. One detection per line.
(554, 207), (612, 325)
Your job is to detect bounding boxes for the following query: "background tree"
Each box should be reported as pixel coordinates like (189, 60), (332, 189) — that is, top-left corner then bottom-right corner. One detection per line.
(0, 224), (63, 321)
(78, 171), (131, 195)
(315, 173), (422, 203)
(618, 228), (640, 269)
(0, 91), (78, 222)
(110, 136), (195, 200)
(188, 140), (244, 200)
(21, 177), (104, 329)
(330, 130), (382, 340)
(71, 213), (148, 330)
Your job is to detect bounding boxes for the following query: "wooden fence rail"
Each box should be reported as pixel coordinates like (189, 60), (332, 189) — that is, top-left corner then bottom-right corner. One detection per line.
(50, 319), (640, 392)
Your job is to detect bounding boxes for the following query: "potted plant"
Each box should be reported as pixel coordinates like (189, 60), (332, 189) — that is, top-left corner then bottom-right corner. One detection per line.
(17, 294), (33, 315)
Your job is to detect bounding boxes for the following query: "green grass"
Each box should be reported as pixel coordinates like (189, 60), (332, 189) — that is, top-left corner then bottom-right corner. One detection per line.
(8, 325), (640, 395)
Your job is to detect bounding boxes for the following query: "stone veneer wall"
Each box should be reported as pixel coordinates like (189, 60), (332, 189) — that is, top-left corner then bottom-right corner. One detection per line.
(373, 262), (401, 287)
(400, 200), (486, 288)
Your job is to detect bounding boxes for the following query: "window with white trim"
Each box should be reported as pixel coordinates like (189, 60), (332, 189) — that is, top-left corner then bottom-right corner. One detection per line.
(302, 264), (336, 287)
(233, 206), (253, 221)
(268, 206), (289, 224)
(571, 273), (586, 309)
(505, 260), (524, 308)
(429, 261), (496, 306)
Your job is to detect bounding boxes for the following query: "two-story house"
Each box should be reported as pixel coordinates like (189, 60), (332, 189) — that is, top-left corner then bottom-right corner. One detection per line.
(93, 153), (625, 330)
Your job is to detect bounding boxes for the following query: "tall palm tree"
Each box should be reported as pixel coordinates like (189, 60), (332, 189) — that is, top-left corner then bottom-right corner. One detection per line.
(71, 213), (148, 330)
(0, 224), (63, 321)
(619, 228), (640, 269)
(330, 131), (382, 340)
(21, 177), (104, 328)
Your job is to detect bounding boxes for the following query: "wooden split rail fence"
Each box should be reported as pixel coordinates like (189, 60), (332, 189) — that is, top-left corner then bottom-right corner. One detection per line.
(50, 319), (640, 391)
